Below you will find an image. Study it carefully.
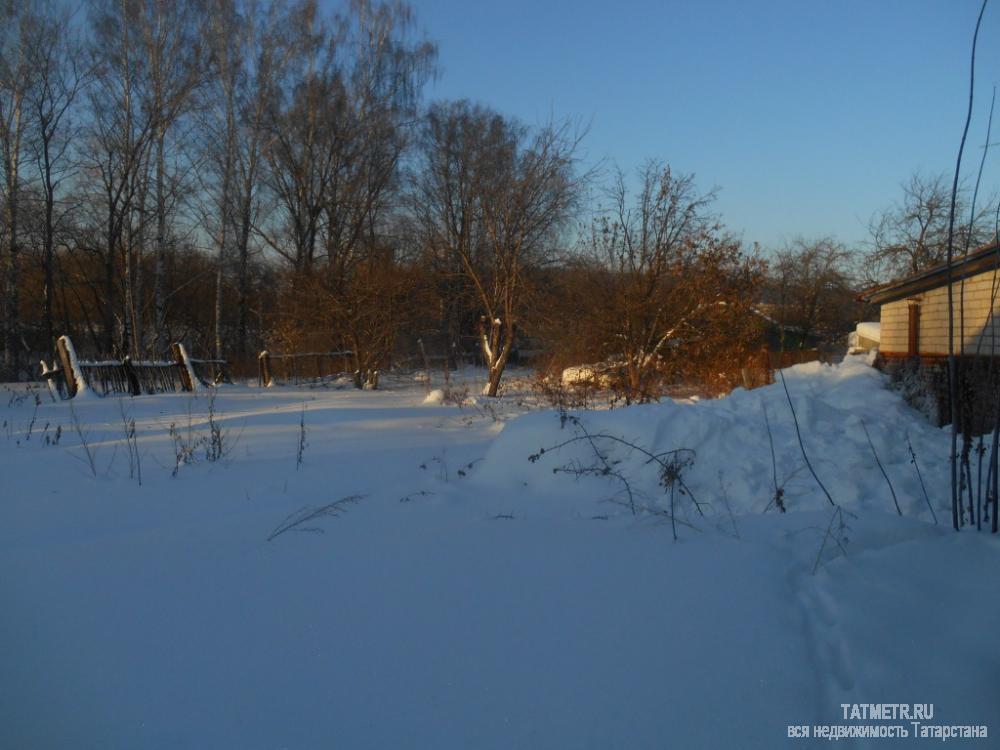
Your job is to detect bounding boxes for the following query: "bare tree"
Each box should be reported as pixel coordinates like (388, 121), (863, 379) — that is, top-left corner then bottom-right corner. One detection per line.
(769, 237), (858, 348)
(865, 172), (995, 284)
(255, 0), (434, 387)
(202, 0), (245, 360)
(84, 0), (157, 355)
(414, 100), (582, 396)
(25, 1), (88, 357)
(0, 3), (36, 372)
(80, 0), (204, 357)
(232, 0), (290, 357)
(138, 0), (205, 352)
(321, 0), (435, 388)
(573, 161), (763, 402)
(258, 0), (337, 273)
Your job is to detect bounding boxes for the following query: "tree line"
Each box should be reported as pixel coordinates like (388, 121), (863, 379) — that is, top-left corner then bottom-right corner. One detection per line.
(0, 0), (975, 399)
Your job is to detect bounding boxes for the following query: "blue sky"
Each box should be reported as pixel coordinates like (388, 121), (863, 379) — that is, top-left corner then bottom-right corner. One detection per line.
(403, 0), (1000, 251)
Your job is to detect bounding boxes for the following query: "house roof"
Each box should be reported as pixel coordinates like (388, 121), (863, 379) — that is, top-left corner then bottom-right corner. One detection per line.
(860, 241), (1000, 305)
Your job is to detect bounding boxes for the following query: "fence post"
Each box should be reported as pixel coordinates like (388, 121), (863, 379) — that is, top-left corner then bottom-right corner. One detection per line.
(171, 342), (197, 391)
(762, 348), (776, 385)
(56, 336), (78, 398)
(40, 360), (62, 401)
(258, 350), (272, 387)
(122, 356), (142, 396)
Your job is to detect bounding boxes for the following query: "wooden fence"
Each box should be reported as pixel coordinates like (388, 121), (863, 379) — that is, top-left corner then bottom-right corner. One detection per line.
(740, 348), (823, 390)
(41, 335), (228, 399)
(768, 348), (823, 369)
(257, 350), (353, 387)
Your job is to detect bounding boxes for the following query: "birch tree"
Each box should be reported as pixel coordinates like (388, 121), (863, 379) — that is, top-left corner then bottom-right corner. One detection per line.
(85, 0), (158, 355)
(232, 0), (289, 356)
(0, 3), (36, 371)
(202, 0), (244, 360)
(136, 0), (204, 352)
(259, 0), (336, 272)
(26, 1), (87, 356)
(320, 0), (434, 388)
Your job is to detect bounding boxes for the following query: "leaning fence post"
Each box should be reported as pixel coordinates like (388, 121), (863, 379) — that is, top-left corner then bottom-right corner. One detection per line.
(171, 342), (199, 392)
(258, 350), (272, 387)
(56, 335), (79, 398)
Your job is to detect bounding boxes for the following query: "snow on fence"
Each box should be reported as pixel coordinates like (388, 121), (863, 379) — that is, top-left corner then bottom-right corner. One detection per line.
(257, 350), (354, 387)
(40, 336), (229, 399)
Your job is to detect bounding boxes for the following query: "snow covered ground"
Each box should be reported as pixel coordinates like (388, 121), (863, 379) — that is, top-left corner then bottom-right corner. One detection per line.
(1, 358), (998, 748)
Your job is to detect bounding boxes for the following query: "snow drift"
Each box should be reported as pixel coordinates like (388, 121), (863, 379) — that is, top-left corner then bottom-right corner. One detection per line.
(474, 355), (947, 522)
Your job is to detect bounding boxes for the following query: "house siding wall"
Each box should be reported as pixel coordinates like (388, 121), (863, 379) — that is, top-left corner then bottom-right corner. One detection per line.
(880, 268), (1000, 356)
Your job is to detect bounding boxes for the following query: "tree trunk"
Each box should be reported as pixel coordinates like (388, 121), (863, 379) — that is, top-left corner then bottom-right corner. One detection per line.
(480, 317), (513, 397)
(103, 209), (117, 354)
(3, 194), (19, 371)
(215, 151), (233, 361)
(152, 130), (167, 353)
(42, 196), (55, 356)
(2, 95), (23, 372)
(236, 211), (250, 357)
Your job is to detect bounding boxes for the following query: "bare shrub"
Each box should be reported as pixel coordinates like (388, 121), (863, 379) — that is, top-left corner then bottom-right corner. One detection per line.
(296, 406), (308, 470)
(529, 413), (701, 538)
(267, 495), (363, 541)
(119, 400), (142, 485)
(68, 400), (97, 478)
(812, 506), (855, 575)
(543, 162), (766, 404)
(531, 364), (598, 412)
(167, 393), (236, 476)
(441, 382), (470, 408)
(203, 391), (228, 463)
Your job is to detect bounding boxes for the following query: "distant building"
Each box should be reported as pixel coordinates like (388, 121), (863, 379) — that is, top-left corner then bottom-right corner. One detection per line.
(860, 241), (1000, 429)
(847, 322), (880, 354)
